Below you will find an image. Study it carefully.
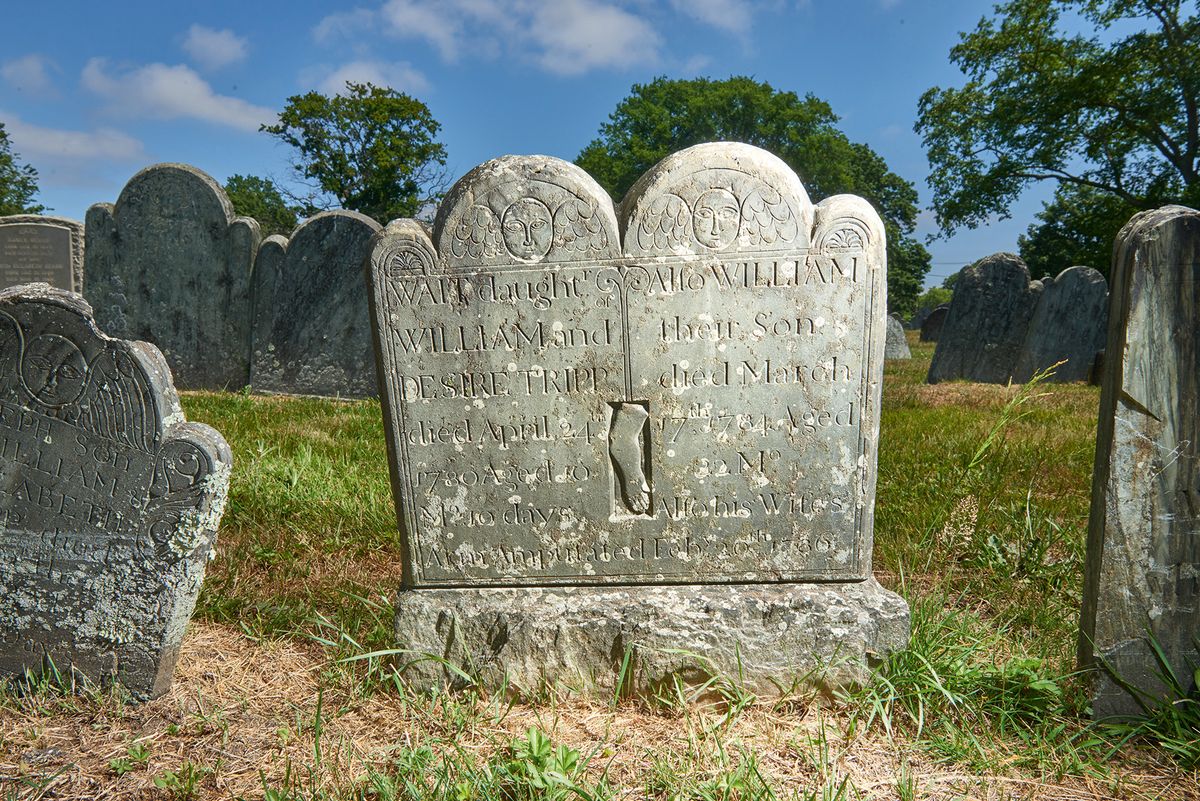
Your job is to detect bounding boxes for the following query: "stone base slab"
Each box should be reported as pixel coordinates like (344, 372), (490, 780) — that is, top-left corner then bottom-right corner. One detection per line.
(392, 579), (910, 698)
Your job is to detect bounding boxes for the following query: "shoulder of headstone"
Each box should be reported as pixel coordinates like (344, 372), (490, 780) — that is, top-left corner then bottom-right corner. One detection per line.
(367, 219), (439, 276)
(811, 194), (885, 258)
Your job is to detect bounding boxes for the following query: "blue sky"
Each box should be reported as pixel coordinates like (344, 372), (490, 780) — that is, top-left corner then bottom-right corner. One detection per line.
(1, 0), (1062, 287)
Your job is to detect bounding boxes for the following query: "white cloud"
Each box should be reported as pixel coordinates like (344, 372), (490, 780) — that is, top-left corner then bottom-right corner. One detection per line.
(379, 0), (465, 61)
(530, 0), (660, 74)
(182, 24), (249, 71)
(312, 0), (663, 74)
(82, 58), (273, 132)
(1, 54), (58, 94)
(310, 60), (431, 94)
(1, 111), (145, 163)
(668, 0), (752, 36)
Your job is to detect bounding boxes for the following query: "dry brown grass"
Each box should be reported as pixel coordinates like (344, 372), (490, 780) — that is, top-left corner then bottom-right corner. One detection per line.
(1, 623), (1196, 800)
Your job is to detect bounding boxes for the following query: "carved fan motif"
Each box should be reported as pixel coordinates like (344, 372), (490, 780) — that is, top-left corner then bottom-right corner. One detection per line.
(821, 221), (871, 253)
(380, 241), (435, 277)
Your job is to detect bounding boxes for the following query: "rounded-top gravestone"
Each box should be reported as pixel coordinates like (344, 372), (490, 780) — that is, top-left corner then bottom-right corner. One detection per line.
(0, 283), (231, 700)
(1011, 265), (1108, 383)
(927, 253), (1041, 384)
(84, 163), (260, 391)
(885, 314), (910, 360)
(250, 211), (381, 398)
(919, 304), (948, 342)
(367, 143), (908, 697)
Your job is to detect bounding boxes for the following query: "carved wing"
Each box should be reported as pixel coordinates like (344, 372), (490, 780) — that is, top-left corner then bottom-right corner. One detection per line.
(552, 197), (609, 255)
(740, 186), (798, 247)
(635, 193), (692, 253)
(0, 311), (23, 402)
(449, 204), (503, 260)
(77, 345), (159, 452)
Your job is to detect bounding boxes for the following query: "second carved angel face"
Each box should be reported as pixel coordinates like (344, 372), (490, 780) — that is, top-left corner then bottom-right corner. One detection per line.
(692, 188), (741, 250)
(502, 197), (553, 261)
(22, 334), (87, 407)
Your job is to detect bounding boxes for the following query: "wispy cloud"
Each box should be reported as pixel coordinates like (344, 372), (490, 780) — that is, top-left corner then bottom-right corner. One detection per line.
(1, 111), (145, 163)
(312, 0), (663, 74)
(305, 60), (431, 94)
(182, 25), (249, 71)
(82, 59), (273, 132)
(1, 54), (58, 95)
(668, 0), (753, 36)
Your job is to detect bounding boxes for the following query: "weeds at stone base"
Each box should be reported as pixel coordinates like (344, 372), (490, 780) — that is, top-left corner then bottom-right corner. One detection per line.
(0, 335), (1198, 798)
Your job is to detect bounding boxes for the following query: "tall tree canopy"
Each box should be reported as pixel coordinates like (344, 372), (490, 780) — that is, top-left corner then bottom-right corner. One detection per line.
(0, 122), (43, 216)
(261, 82), (447, 224)
(918, 0), (1199, 262)
(1018, 183), (1138, 278)
(576, 76), (931, 315)
(224, 174), (299, 239)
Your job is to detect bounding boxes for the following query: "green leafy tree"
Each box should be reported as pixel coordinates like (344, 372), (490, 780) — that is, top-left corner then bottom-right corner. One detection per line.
(261, 82), (447, 223)
(0, 122), (44, 215)
(1018, 183), (1138, 278)
(224, 174), (299, 238)
(917, 0), (1199, 243)
(576, 76), (931, 315)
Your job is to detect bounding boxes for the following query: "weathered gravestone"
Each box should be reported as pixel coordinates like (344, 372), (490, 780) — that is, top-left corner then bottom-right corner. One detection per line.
(250, 211), (381, 397)
(366, 144), (909, 695)
(1012, 266), (1108, 383)
(0, 215), (84, 291)
(1079, 205), (1200, 717)
(927, 253), (1042, 384)
(885, 314), (910, 360)
(0, 284), (231, 700)
(84, 163), (260, 390)
(919, 304), (948, 342)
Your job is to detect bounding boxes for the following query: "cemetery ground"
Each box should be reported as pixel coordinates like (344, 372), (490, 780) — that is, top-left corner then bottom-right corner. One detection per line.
(0, 337), (1197, 801)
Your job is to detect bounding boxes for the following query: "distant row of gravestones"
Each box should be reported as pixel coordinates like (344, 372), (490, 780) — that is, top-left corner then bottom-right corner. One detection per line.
(0, 146), (1195, 721)
(917, 255), (1109, 385)
(0, 164), (381, 397)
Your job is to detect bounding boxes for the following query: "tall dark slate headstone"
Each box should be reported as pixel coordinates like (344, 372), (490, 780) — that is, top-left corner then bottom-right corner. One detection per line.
(84, 164), (260, 390)
(250, 211), (381, 398)
(367, 144), (908, 696)
(0, 215), (84, 291)
(885, 315), (910, 360)
(927, 253), (1042, 384)
(919, 304), (948, 342)
(1079, 205), (1200, 718)
(0, 284), (231, 700)
(1012, 266), (1108, 383)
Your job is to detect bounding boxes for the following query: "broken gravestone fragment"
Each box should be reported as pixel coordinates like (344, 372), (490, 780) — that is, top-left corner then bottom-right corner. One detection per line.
(0, 284), (231, 701)
(367, 144), (909, 697)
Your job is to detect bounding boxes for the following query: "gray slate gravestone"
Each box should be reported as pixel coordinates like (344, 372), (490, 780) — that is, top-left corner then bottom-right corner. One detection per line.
(366, 144), (909, 696)
(885, 315), (910, 360)
(84, 163), (260, 391)
(1079, 205), (1200, 717)
(0, 284), (231, 700)
(250, 211), (381, 397)
(927, 253), (1042, 384)
(1012, 266), (1108, 383)
(0, 215), (84, 291)
(919, 304), (948, 342)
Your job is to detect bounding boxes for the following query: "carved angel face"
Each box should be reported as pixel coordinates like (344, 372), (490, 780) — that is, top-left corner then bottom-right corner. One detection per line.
(21, 334), (87, 407)
(501, 197), (553, 261)
(692, 188), (741, 250)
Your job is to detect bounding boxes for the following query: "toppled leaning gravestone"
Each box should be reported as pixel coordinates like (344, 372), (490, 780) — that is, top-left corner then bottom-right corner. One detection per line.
(0, 284), (231, 700)
(367, 143), (910, 695)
